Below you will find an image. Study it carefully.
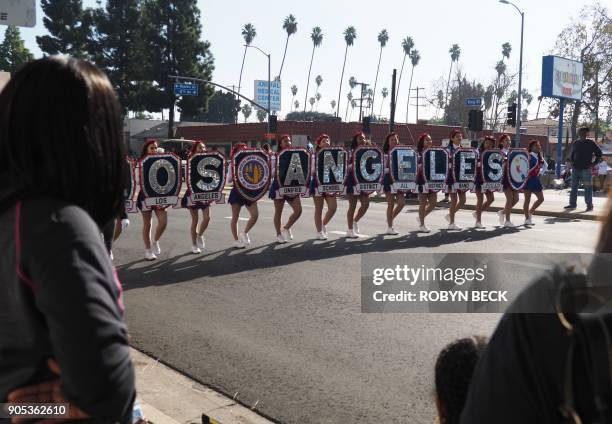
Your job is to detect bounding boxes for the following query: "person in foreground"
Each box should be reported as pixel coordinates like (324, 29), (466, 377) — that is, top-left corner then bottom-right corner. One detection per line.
(460, 194), (612, 423)
(434, 336), (487, 424)
(0, 57), (135, 422)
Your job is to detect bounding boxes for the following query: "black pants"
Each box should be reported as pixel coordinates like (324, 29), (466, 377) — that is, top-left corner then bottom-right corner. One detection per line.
(101, 219), (116, 253)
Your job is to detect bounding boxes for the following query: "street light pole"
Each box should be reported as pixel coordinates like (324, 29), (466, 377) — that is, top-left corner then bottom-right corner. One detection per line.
(245, 44), (272, 134)
(500, 0), (524, 147)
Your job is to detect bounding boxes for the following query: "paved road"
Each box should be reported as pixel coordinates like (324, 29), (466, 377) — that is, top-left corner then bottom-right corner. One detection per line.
(114, 197), (601, 423)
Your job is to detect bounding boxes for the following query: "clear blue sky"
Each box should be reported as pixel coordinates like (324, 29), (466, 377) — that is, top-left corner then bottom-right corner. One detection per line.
(3, 0), (596, 122)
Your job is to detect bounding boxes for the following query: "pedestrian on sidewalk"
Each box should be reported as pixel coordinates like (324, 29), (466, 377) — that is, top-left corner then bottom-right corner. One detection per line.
(565, 126), (602, 211)
(382, 132), (406, 235)
(523, 140), (546, 226)
(270, 135), (303, 244)
(0, 56), (135, 422)
(137, 139), (169, 260)
(497, 134), (519, 228)
(445, 129), (466, 231)
(181, 140), (211, 254)
(416, 133), (437, 233)
(311, 134), (338, 240)
(596, 160), (609, 193)
(473, 136), (497, 228)
(227, 143), (259, 249)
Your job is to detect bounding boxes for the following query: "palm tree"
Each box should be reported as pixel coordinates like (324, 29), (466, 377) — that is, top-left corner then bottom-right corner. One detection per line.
(315, 92), (322, 111)
(336, 26), (357, 118)
(491, 42), (512, 129)
(241, 103), (252, 123)
(396, 36), (414, 102)
(349, 98), (357, 121)
(256, 108), (267, 123)
(502, 42), (512, 60)
(405, 49), (421, 123)
(309, 96), (316, 111)
(303, 26), (323, 112)
(444, 44), (461, 110)
(344, 92), (353, 121)
(371, 29), (389, 117)
(294, 99), (300, 111)
(315, 75), (323, 96)
(330, 100), (336, 112)
(379, 87), (389, 117)
(278, 14), (298, 80)
(290, 84), (298, 110)
(238, 23), (256, 96)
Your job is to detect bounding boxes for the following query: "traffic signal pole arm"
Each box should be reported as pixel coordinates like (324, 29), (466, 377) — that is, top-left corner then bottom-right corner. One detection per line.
(169, 75), (271, 114)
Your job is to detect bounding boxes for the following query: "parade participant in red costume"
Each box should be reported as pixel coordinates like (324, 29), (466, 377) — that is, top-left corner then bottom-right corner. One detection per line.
(416, 133), (437, 233)
(445, 129), (466, 230)
(346, 132), (372, 238)
(181, 140), (211, 253)
(382, 132), (405, 235)
(473, 136), (497, 229)
(523, 140), (546, 226)
(228, 143), (259, 249)
(497, 134), (519, 227)
(311, 133), (338, 240)
(270, 135), (303, 244)
(137, 139), (169, 260)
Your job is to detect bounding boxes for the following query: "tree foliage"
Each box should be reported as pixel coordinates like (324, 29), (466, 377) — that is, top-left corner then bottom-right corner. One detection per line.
(0, 26), (34, 73)
(36, 0), (91, 58)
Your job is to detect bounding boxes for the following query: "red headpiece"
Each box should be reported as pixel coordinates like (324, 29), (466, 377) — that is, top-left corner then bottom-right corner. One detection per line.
(497, 133), (510, 144)
(449, 128), (462, 139)
(528, 139), (539, 151)
(190, 139), (205, 155)
(315, 133), (330, 146)
(418, 133), (430, 143)
(353, 131), (366, 139)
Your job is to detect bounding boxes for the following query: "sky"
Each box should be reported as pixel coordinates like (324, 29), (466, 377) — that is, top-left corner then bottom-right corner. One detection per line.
(3, 0), (598, 123)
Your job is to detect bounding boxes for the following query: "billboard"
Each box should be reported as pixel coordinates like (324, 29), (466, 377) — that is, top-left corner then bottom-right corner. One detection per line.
(541, 56), (583, 101)
(254, 80), (281, 112)
(0, 0), (36, 27)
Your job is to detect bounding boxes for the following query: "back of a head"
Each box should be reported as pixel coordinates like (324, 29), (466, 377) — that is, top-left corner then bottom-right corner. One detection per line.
(0, 56), (126, 226)
(435, 336), (487, 424)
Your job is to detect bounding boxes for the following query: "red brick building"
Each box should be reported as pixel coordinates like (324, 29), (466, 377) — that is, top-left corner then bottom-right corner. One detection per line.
(176, 121), (549, 154)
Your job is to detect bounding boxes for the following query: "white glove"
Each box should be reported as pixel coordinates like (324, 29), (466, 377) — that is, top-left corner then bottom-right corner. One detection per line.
(121, 218), (130, 230)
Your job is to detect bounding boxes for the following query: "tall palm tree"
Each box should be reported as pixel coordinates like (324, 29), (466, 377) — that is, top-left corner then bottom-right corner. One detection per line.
(396, 36), (414, 102)
(336, 26), (357, 118)
(379, 87), (388, 117)
(344, 92), (353, 121)
(278, 14), (298, 80)
(444, 44), (461, 110)
(330, 100), (336, 112)
(405, 49), (421, 123)
(371, 29), (389, 117)
(315, 92), (322, 111)
(309, 97), (316, 111)
(238, 23), (256, 96)
(303, 26), (323, 112)
(502, 42), (512, 60)
(290, 84), (298, 110)
(491, 42), (512, 129)
(315, 75), (323, 96)
(294, 99), (300, 111)
(241, 103), (252, 123)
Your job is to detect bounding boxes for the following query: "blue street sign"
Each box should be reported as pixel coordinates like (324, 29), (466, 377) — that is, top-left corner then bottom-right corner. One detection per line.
(464, 98), (483, 107)
(174, 83), (199, 96)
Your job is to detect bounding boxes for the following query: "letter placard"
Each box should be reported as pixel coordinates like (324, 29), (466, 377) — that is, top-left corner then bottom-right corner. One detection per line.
(187, 152), (226, 205)
(275, 148), (311, 197)
(422, 147), (449, 192)
(481, 149), (504, 191)
(315, 147), (347, 195)
(353, 146), (383, 193)
(507, 149), (529, 191)
(125, 157), (137, 213)
(389, 146), (417, 192)
(139, 153), (182, 207)
(233, 149), (271, 202)
(452, 148), (478, 191)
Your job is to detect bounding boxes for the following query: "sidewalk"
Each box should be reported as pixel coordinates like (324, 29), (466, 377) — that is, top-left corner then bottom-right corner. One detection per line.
(131, 348), (273, 424)
(385, 189), (609, 221)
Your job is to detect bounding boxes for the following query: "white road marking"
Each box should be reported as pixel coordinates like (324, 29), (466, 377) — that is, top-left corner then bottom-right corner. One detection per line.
(224, 216), (249, 221)
(329, 230), (371, 238)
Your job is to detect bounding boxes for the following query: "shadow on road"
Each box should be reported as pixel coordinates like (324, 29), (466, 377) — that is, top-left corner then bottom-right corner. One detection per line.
(117, 226), (523, 290)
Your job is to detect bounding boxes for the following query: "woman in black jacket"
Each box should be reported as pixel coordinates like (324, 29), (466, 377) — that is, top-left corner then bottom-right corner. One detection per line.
(0, 57), (135, 422)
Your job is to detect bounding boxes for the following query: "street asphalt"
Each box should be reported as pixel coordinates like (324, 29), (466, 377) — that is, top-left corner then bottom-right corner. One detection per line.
(114, 197), (602, 423)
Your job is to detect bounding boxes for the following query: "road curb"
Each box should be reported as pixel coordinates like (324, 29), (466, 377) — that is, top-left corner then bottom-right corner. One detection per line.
(131, 346), (275, 424)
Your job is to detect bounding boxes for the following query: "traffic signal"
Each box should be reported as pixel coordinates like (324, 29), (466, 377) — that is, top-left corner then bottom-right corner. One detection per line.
(507, 103), (517, 127)
(269, 114), (278, 133)
(476, 110), (484, 131)
(468, 110), (477, 131)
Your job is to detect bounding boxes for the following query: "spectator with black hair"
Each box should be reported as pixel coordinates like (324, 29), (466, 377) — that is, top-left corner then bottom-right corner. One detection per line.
(435, 336), (487, 424)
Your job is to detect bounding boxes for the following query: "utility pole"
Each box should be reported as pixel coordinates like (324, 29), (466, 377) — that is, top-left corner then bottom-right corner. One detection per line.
(390, 70), (397, 132)
(409, 87), (425, 123)
(353, 81), (369, 123)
